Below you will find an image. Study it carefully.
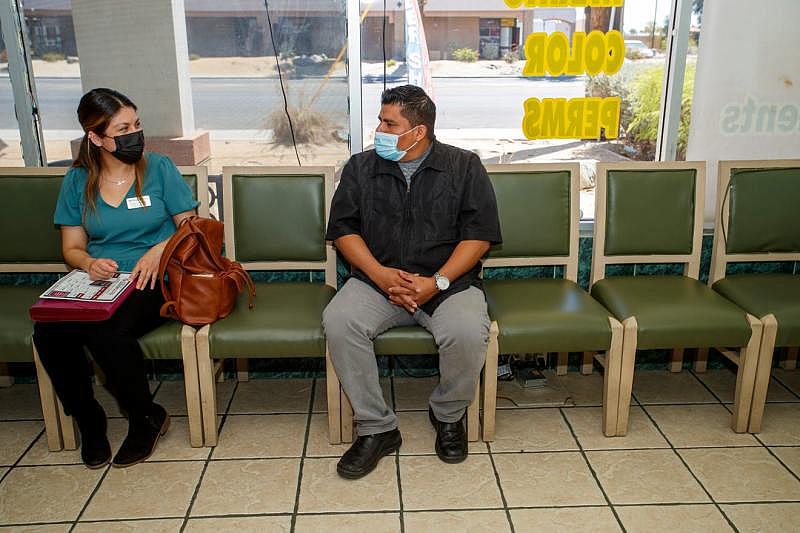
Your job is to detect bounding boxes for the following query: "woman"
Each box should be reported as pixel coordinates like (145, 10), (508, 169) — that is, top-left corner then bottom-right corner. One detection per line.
(33, 88), (198, 469)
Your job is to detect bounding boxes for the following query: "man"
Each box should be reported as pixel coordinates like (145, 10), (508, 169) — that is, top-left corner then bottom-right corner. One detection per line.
(323, 85), (501, 479)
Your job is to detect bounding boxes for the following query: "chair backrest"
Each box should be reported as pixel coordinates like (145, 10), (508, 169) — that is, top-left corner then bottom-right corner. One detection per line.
(0, 165), (209, 274)
(591, 161), (706, 285)
(177, 165), (210, 218)
(222, 166), (336, 288)
(709, 159), (800, 284)
(483, 163), (580, 282)
(0, 167), (69, 273)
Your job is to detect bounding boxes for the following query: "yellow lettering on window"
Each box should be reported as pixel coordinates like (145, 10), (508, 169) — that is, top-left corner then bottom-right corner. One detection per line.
(583, 31), (606, 76)
(564, 99), (583, 138)
(600, 97), (621, 138)
(541, 98), (567, 137)
(545, 33), (570, 76)
(522, 98), (543, 139)
(522, 97), (621, 140)
(522, 33), (547, 76)
(605, 30), (624, 74)
(523, 30), (625, 77)
(565, 32), (585, 74)
(582, 98), (601, 138)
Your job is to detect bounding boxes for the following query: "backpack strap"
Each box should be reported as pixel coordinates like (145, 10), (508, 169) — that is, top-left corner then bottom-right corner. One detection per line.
(157, 216), (198, 305)
(222, 264), (257, 309)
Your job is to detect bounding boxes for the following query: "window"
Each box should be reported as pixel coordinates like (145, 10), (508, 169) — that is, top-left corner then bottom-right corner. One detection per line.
(674, 0), (702, 161)
(4, 1), (350, 171)
(183, 0), (349, 173)
(3, 0), (696, 209)
(359, 1), (672, 220)
(0, 15), (24, 166)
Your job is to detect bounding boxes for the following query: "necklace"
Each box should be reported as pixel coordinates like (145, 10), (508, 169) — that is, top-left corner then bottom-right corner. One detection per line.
(102, 175), (132, 187)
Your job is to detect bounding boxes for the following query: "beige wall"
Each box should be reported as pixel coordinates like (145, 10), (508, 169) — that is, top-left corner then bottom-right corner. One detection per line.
(423, 17), (479, 60)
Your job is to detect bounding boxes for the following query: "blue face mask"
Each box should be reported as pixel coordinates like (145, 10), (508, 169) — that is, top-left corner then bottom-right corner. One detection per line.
(374, 126), (420, 162)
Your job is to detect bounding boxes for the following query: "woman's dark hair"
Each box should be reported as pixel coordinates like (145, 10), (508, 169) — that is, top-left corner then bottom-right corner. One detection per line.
(74, 88), (146, 213)
(380, 85), (436, 140)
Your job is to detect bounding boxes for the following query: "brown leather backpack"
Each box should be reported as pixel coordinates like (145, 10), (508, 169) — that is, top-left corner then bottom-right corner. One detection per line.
(158, 216), (255, 326)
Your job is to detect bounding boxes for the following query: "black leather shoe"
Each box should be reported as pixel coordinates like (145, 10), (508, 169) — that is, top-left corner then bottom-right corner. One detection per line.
(337, 428), (402, 479)
(75, 400), (111, 469)
(429, 407), (468, 464)
(112, 403), (170, 468)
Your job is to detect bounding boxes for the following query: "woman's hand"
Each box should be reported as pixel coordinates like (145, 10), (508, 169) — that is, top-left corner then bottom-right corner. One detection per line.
(87, 258), (118, 281)
(131, 241), (167, 290)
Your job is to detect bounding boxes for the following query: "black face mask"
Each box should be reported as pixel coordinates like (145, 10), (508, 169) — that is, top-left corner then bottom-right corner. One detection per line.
(106, 130), (144, 164)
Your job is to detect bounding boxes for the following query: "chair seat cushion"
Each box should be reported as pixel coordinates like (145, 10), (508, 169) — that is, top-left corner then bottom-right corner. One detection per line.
(713, 274), (800, 347)
(139, 320), (188, 359)
(485, 278), (612, 353)
(0, 286), (44, 361)
(591, 275), (751, 350)
(374, 326), (437, 355)
(209, 282), (335, 358)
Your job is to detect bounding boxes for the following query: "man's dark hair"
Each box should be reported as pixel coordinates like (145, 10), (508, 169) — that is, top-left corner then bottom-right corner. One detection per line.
(381, 85), (436, 140)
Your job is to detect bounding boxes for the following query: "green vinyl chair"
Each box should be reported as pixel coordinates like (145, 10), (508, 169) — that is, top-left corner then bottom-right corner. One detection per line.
(10, 166), (208, 450)
(0, 167), (73, 451)
(709, 159), (800, 432)
(482, 163), (624, 439)
(195, 167), (337, 446)
(589, 162), (762, 435)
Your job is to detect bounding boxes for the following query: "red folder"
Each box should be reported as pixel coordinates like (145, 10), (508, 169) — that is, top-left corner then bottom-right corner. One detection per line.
(29, 281), (137, 322)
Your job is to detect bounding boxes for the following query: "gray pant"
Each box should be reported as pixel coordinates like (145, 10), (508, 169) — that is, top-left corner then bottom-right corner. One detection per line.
(323, 278), (490, 436)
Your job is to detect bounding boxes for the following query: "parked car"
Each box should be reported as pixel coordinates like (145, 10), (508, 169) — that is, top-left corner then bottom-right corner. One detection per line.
(624, 40), (657, 58)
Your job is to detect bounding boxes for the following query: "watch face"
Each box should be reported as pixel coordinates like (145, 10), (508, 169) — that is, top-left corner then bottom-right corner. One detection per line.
(436, 275), (449, 290)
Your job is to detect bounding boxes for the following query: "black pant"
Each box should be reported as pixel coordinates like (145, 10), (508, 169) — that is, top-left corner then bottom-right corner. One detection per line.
(33, 287), (167, 419)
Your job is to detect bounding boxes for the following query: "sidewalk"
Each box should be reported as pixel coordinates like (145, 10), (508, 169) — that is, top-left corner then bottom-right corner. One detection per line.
(1, 58), (535, 80)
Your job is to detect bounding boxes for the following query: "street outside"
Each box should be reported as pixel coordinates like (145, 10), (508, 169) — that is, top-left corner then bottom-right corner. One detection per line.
(0, 58), (591, 132)
(0, 57), (648, 217)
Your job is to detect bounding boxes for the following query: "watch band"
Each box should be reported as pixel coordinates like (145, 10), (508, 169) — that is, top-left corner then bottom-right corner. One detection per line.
(434, 271), (450, 291)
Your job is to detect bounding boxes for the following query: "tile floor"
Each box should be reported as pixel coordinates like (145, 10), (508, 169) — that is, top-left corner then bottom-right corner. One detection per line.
(1, 367), (800, 532)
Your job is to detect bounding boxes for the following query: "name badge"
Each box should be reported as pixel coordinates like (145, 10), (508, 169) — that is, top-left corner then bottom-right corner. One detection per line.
(126, 195), (151, 209)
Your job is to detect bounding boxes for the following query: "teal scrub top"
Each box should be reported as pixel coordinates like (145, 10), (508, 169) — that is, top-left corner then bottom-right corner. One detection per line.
(54, 152), (200, 272)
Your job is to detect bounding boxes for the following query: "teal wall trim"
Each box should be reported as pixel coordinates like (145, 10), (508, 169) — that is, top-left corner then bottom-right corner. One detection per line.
(4, 234), (797, 379)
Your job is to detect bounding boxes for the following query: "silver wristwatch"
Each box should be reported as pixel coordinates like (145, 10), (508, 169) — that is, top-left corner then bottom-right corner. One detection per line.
(433, 271), (450, 291)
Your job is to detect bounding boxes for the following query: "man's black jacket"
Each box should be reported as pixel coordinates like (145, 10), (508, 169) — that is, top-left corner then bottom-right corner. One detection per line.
(326, 139), (502, 314)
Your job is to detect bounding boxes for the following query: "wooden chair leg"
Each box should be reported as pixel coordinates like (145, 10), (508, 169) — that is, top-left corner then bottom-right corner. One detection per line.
(670, 348), (685, 373)
(556, 352), (568, 376)
(747, 314), (776, 433)
(467, 381), (479, 442)
(616, 317), (638, 436)
(731, 315), (764, 433)
(341, 388), (354, 444)
(180, 325), (203, 447)
(781, 346), (798, 370)
(32, 344), (65, 451)
(195, 325), (219, 446)
(694, 348), (709, 373)
(602, 318), (624, 437)
(0, 362), (13, 387)
(236, 358), (249, 382)
(481, 321), (500, 442)
(325, 345), (342, 445)
(581, 351), (594, 375)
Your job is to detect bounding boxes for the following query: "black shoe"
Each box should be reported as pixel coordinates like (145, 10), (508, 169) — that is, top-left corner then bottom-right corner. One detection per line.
(112, 403), (170, 468)
(429, 407), (468, 464)
(336, 428), (402, 480)
(75, 400), (111, 469)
